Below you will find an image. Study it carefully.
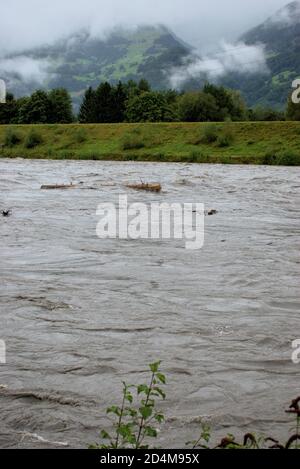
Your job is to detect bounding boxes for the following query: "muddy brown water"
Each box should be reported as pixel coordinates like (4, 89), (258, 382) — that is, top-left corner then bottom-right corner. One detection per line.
(0, 158), (299, 448)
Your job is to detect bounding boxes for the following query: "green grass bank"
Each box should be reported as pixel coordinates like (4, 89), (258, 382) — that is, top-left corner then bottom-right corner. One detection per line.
(1, 121), (300, 165)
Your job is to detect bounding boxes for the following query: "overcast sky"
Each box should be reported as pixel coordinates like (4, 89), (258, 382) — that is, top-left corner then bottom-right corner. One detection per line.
(0, 0), (291, 54)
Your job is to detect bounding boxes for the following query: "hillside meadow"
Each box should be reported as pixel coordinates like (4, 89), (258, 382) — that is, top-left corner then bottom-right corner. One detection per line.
(0, 121), (300, 165)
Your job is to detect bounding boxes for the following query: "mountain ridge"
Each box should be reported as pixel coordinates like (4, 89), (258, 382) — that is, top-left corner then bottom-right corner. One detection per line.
(227, 0), (300, 107)
(0, 2), (299, 109)
(0, 25), (191, 109)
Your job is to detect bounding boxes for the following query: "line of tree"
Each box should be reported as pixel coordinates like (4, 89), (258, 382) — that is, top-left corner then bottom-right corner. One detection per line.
(0, 79), (298, 124)
(78, 80), (297, 123)
(0, 89), (73, 125)
(78, 80), (250, 123)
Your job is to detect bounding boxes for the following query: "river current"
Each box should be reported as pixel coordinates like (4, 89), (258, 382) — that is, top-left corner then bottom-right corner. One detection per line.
(0, 159), (299, 448)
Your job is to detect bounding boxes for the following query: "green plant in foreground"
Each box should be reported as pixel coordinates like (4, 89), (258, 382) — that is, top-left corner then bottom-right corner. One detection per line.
(186, 419), (213, 449)
(90, 361), (166, 449)
(91, 362), (300, 450)
(187, 397), (300, 449)
(187, 423), (262, 450)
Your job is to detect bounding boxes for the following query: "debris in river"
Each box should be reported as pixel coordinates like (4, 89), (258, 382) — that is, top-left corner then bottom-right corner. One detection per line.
(126, 182), (162, 193)
(207, 209), (218, 216)
(41, 183), (77, 190)
(2, 210), (12, 217)
(19, 432), (69, 447)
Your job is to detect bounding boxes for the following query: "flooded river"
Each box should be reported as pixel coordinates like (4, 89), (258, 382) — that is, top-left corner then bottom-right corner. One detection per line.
(0, 158), (299, 448)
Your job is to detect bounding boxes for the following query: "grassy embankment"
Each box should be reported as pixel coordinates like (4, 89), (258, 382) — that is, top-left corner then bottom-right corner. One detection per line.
(0, 121), (300, 165)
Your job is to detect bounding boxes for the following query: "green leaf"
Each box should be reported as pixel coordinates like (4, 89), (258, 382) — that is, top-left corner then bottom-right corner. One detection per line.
(156, 373), (166, 384)
(127, 434), (137, 445)
(185, 440), (195, 446)
(106, 406), (121, 416)
(149, 361), (161, 373)
(100, 430), (111, 440)
(137, 384), (149, 395)
(118, 424), (133, 439)
(89, 443), (100, 449)
(144, 426), (158, 438)
(153, 387), (166, 400)
(125, 391), (133, 403)
(154, 413), (165, 423)
(128, 408), (138, 417)
(139, 405), (153, 420)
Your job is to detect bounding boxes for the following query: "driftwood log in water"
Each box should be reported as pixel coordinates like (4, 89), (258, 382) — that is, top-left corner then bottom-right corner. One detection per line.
(126, 183), (162, 193)
(41, 184), (77, 190)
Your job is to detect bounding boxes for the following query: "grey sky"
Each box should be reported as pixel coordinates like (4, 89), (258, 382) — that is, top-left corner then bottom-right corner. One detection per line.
(0, 0), (291, 54)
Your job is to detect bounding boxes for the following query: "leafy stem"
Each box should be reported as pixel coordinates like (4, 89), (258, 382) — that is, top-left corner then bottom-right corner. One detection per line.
(135, 371), (154, 448)
(115, 382), (127, 449)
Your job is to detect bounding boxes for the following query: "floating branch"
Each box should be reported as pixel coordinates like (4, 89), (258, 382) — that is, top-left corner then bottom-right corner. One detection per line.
(41, 183), (77, 190)
(126, 183), (162, 193)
